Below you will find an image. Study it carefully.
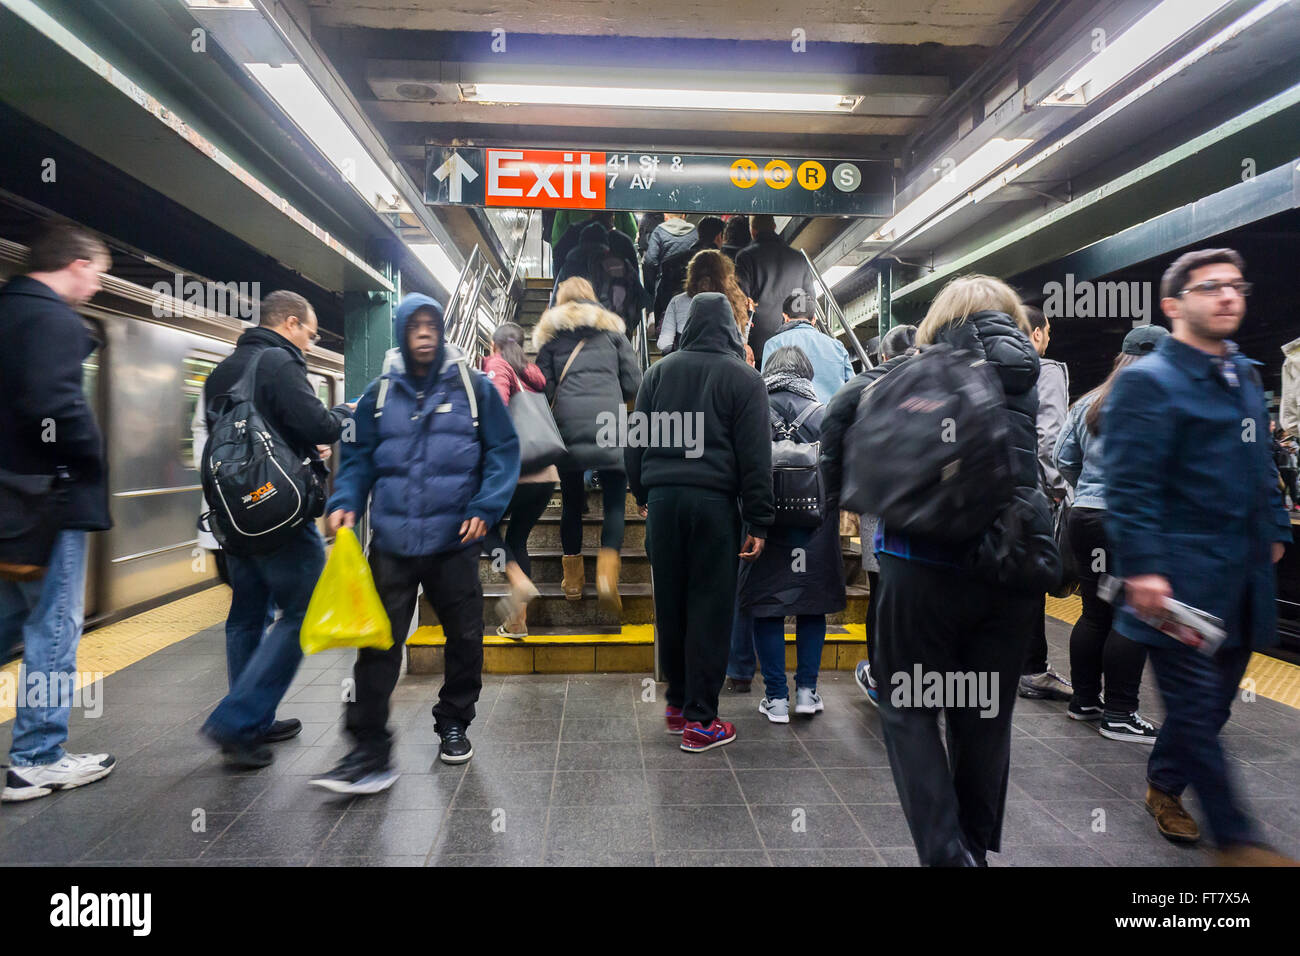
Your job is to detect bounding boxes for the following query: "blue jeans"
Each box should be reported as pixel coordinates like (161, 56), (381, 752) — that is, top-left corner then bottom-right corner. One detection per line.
(726, 589), (755, 681)
(753, 614), (826, 700)
(0, 530), (88, 766)
(203, 525), (324, 744)
(1146, 642), (1257, 848)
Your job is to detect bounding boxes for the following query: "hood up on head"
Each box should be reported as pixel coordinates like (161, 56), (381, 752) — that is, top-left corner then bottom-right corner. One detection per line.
(393, 292), (445, 384)
(677, 291), (744, 358)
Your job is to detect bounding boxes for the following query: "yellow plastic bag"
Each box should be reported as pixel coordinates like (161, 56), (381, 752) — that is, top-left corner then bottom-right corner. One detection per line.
(300, 527), (393, 655)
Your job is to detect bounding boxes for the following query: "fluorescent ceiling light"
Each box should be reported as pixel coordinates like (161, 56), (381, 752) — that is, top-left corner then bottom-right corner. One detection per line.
(247, 62), (405, 210)
(408, 242), (461, 293)
(1043, 0), (1236, 105)
(872, 137), (1033, 243)
(464, 83), (859, 113)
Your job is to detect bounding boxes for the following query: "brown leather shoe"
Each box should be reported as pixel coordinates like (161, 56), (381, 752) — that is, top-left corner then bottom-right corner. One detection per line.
(1215, 844), (1300, 866)
(1146, 785), (1200, 844)
(561, 554), (584, 601)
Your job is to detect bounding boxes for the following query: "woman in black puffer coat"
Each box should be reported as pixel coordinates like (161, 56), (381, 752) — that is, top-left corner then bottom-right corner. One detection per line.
(871, 275), (1057, 868)
(534, 277), (642, 613)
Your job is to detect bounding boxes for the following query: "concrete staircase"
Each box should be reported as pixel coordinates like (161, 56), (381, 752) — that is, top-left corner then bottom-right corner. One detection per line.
(407, 276), (870, 674)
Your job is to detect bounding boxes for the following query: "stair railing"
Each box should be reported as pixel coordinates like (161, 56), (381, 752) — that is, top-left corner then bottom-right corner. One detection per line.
(801, 250), (872, 371)
(443, 209), (537, 364)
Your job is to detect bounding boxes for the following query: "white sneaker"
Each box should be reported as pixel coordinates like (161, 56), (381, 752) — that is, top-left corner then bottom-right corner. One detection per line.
(758, 697), (790, 724)
(794, 687), (824, 716)
(2, 753), (117, 802)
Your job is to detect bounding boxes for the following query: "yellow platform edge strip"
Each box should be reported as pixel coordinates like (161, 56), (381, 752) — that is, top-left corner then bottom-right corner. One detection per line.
(1047, 594), (1300, 710)
(0, 586), (232, 725)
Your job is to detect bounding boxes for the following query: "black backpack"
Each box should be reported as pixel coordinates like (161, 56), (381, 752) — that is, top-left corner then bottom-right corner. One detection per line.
(589, 250), (640, 326)
(840, 343), (1014, 542)
(200, 349), (325, 557)
(770, 402), (825, 529)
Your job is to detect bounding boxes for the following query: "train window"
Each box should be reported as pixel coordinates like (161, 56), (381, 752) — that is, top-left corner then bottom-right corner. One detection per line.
(181, 355), (219, 466)
(316, 379), (331, 406)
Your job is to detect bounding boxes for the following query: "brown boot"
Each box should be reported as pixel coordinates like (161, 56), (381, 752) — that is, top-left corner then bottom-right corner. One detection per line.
(561, 554), (584, 601)
(1216, 844), (1300, 866)
(1146, 785), (1201, 844)
(596, 547), (622, 614)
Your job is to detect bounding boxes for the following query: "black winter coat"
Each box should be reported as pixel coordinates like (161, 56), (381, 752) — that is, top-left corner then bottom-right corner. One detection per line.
(734, 234), (815, 362)
(0, 276), (110, 530)
(738, 386), (845, 617)
(533, 300), (642, 472)
(625, 293), (775, 535)
(204, 326), (348, 460)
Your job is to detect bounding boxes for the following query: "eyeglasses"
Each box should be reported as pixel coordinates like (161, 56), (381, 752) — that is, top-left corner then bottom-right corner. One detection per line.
(1179, 280), (1253, 297)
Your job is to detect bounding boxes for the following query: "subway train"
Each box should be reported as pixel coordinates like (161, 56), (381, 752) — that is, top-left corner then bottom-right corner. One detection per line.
(0, 238), (345, 629)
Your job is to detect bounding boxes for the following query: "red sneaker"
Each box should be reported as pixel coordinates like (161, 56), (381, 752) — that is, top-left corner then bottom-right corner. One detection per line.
(680, 719), (737, 752)
(665, 706), (686, 735)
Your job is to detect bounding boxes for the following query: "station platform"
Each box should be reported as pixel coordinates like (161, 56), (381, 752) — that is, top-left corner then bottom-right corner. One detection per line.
(1, 588), (1298, 867)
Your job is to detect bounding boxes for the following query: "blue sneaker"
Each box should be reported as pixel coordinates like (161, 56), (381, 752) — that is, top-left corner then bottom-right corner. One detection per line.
(854, 660), (879, 708)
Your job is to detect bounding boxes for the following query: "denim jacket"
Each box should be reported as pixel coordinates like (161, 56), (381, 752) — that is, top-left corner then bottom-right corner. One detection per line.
(1054, 395), (1106, 510)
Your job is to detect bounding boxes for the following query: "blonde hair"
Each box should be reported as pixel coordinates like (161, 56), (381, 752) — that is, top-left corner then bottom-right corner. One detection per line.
(915, 275), (1029, 345)
(554, 276), (599, 305)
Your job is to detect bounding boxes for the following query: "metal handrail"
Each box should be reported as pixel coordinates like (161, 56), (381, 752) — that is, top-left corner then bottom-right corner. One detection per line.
(633, 308), (650, 372)
(801, 250), (872, 370)
(497, 209), (535, 326)
(442, 209), (538, 365)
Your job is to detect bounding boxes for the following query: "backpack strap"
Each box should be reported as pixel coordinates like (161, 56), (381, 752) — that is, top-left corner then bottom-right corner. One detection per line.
(373, 348), (402, 419)
(788, 400), (823, 435)
(452, 355), (479, 429)
(771, 399), (823, 442)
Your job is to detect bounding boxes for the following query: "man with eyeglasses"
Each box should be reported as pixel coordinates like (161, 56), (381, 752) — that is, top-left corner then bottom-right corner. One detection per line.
(1102, 249), (1295, 865)
(199, 290), (353, 768)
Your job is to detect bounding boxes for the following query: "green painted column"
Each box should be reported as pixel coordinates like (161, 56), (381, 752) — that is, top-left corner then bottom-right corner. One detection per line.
(343, 259), (399, 400)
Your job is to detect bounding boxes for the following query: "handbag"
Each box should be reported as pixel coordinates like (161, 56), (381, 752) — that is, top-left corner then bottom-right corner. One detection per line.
(511, 389), (566, 473)
(1049, 495), (1079, 597)
(770, 403), (825, 529)
(0, 467), (67, 581)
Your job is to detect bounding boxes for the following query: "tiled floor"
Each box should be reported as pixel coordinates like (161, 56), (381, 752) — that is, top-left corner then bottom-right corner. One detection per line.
(1, 618), (1298, 866)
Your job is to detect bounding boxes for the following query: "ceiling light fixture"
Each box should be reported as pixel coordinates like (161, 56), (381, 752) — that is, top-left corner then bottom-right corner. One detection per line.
(463, 83), (860, 112)
(1041, 0), (1237, 105)
(871, 137), (1034, 243)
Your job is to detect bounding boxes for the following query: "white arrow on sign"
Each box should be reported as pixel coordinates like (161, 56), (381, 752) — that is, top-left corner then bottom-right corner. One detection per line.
(433, 151), (479, 202)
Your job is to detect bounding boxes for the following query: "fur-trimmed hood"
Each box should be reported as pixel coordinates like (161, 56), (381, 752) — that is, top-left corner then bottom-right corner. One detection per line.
(532, 299), (626, 349)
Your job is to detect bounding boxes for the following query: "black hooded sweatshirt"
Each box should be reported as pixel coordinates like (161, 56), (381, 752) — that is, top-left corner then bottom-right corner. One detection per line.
(625, 292), (774, 537)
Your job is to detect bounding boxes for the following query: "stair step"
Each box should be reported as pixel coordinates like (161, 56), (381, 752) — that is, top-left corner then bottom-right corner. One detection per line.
(405, 622), (870, 674)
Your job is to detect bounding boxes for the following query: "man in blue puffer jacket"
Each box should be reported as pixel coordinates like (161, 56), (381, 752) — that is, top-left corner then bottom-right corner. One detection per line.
(311, 293), (519, 794)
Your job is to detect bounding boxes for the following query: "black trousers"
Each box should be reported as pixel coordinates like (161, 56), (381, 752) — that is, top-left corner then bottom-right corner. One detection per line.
(1067, 507), (1147, 714)
(482, 481), (555, 578)
(560, 469), (627, 553)
(345, 545), (484, 760)
(875, 554), (1038, 866)
(865, 569), (880, 666)
(647, 486), (741, 724)
(1023, 597), (1049, 675)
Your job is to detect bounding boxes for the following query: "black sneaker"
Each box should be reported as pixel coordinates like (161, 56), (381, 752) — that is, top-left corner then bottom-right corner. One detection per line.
(220, 740), (274, 769)
(261, 718), (303, 743)
(1067, 699), (1104, 721)
(438, 725), (474, 764)
(1099, 711), (1159, 744)
(309, 750), (398, 795)
(724, 677), (752, 694)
